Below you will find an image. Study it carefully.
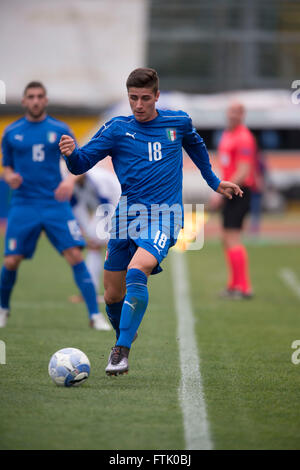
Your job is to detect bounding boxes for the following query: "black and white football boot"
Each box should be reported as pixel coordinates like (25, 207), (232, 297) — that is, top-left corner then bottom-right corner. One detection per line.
(105, 345), (130, 376)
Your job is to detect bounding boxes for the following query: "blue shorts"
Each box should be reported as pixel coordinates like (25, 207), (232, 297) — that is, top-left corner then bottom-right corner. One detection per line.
(4, 200), (85, 259)
(104, 221), (180, 275)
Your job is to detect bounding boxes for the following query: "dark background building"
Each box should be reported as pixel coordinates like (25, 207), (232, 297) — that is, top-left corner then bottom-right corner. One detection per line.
(148, 0), (300, 93)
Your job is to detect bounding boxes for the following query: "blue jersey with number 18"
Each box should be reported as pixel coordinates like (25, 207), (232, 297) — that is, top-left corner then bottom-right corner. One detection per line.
(65, 109), (220, 212)
(1, 116), (73, 204)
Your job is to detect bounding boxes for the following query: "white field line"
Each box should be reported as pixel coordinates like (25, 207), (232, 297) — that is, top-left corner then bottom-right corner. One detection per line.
(279, 268), (300, 300)
(170, 250), (213, 450)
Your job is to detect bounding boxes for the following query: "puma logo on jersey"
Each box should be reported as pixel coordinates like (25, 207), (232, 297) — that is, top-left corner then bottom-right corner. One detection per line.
(153, 245), (162, 255)
(126, 132), (136, 139)
(14, 134), (24, 141)
(124, 300), (136, 310)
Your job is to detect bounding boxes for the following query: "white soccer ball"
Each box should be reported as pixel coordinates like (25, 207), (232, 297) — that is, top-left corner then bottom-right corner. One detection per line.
(48, 348), (91, 387)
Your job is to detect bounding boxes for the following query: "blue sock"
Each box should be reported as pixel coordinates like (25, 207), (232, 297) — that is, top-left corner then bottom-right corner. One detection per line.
(106, 298), (124, 339)
(0, 266), (17, 309)
(72, 261), (99, 318)
(117, 268), (148, 349)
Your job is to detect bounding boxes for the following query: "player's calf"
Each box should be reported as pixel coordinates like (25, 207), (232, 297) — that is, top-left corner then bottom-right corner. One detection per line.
(0, 263), (19, 322)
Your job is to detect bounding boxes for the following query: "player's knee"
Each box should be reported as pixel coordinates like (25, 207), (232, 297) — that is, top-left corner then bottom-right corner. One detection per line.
(127, 263), (152, 277)
(104, 294), (122, 305)
(4, 255), (23, 271)
(104, 288), (125, 305)
(103, 269), (126, 305)
(63, 247), (83, 266)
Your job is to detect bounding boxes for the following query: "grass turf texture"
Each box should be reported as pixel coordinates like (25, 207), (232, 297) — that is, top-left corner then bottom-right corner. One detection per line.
(0, 234), (183, 450)
(0, 234), (300, 449)
(186, 242), (300, 450)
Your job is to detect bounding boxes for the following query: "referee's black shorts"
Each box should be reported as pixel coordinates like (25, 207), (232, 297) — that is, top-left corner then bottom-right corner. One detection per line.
(222, 186), (252, 229)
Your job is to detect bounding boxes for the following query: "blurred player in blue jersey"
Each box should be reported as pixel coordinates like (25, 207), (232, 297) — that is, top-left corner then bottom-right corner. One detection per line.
(59, 68), (243, 375)
(0, 81), (111, 331)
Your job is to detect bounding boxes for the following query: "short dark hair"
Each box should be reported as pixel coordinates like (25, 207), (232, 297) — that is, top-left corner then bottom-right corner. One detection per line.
(126, 67), (159, 94)
(23, 81), (47, 96)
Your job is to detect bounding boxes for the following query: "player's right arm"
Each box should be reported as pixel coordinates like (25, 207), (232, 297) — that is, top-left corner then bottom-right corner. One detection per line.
(59, 121), (115, 175)
(1, 128), (23, 189)
(2, 166), (23, 189)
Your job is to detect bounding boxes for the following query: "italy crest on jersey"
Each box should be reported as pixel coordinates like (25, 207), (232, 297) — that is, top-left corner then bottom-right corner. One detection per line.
(47, 131), (57, 143)
(166, 128), (177, 142)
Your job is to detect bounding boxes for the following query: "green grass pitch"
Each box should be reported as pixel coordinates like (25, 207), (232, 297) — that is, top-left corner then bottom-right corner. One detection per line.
(0, 234), (300, 450)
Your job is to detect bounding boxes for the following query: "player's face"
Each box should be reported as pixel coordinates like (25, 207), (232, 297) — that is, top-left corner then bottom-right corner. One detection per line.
(227, 103), (245, 129)
(22, 87), (48, 120)
(128, 87), (160, 122)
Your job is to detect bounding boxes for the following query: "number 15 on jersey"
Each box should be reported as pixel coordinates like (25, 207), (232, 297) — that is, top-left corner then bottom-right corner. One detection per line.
(32, 144), (45, 162)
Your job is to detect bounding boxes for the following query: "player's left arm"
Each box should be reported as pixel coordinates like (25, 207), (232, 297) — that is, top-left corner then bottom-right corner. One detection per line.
(182, 117), (243, 199)
(215, 180), (243, 199)
(229, 136), (255, 186)
(230, 161), (251, 186)
(54, 172), (81, 202)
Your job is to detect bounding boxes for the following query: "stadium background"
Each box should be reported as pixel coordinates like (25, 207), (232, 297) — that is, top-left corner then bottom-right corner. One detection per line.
(1, 0), (300, 234)
(1, 0), (300, 451)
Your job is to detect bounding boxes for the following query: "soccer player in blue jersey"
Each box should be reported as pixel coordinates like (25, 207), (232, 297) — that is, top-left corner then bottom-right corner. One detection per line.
(59, 68), (243, 375)
(0, 81), (111, 331)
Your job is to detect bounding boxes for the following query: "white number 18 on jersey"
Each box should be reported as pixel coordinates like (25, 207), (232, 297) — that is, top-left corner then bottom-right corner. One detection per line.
(148, 142), (162, 161)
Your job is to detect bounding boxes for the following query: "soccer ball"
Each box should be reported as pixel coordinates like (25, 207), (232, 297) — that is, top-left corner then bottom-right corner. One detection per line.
(48, 348), (90, 387)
